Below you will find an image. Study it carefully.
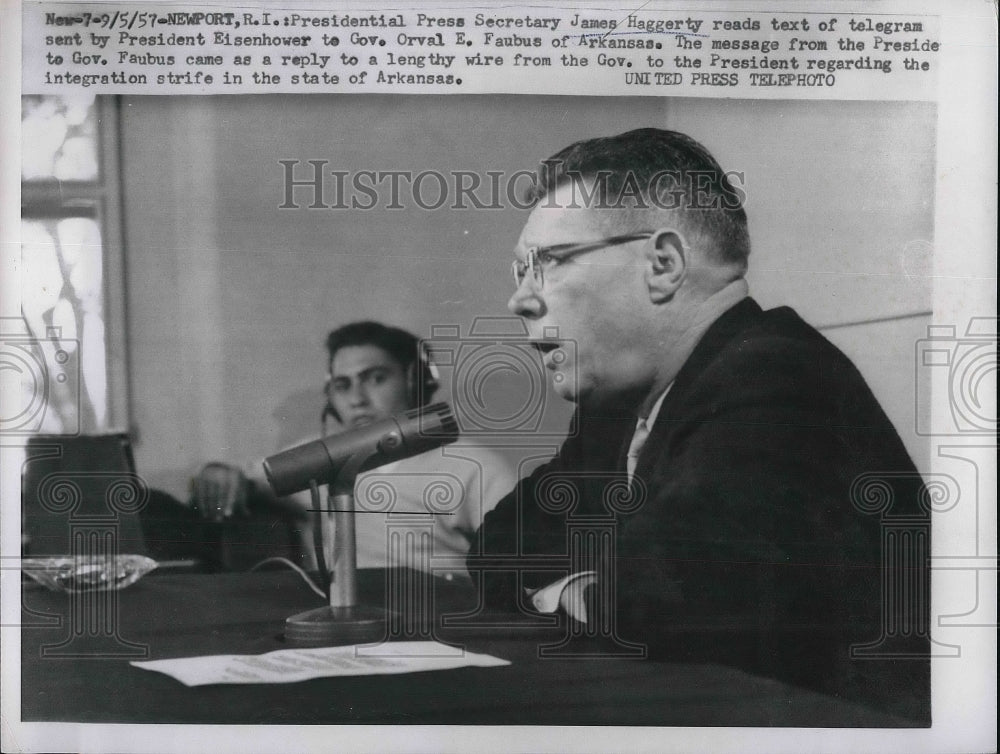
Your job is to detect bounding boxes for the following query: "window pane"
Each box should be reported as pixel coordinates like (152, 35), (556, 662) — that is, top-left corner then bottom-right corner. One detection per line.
(22, 94), (99, 182)
(21, 217), (107, 432)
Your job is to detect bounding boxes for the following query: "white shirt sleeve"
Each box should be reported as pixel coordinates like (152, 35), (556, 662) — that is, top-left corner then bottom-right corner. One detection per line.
(525, 571), (597, 623)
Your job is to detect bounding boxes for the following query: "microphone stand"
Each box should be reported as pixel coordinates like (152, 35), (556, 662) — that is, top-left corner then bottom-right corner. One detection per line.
(284, 451), (392, 647)
(266, 402), (458, 646)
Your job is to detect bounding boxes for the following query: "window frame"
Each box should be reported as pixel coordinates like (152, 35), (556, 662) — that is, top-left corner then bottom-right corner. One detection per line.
(20, 95), (129, 433)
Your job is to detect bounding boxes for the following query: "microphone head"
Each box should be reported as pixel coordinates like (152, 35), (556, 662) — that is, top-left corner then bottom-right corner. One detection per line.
(263, 402), (460, 497)
(389, 402), (459, 453)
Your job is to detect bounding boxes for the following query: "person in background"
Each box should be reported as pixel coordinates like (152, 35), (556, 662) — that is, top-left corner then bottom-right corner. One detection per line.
(191, 321), (516, 581)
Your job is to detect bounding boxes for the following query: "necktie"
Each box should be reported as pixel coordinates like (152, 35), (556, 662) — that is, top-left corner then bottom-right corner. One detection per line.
(626, 417), (650, 485)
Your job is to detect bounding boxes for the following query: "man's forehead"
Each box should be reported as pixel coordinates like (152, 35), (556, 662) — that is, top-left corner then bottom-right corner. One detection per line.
(330, 345), (400, 376)
(518, 189), (602, 250)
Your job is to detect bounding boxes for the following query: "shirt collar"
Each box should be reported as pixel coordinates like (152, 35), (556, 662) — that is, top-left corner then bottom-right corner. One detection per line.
(639, 382), (672, 432)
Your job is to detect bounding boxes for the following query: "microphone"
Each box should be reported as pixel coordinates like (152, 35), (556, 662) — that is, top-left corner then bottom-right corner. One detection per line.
(263, 402), (459, 497)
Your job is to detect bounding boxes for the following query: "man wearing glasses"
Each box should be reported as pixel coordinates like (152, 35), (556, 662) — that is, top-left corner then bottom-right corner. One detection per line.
(471, 128), (929, 723)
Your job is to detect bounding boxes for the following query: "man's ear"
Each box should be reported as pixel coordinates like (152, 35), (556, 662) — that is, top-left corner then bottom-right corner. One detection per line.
(644, 229), (687, 304)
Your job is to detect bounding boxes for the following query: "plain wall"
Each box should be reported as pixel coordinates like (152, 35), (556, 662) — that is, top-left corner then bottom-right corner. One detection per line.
(119, 96), (933, 498)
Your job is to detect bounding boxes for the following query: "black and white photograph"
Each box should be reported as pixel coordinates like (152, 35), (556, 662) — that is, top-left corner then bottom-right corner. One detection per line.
(2, 2), (996, 753)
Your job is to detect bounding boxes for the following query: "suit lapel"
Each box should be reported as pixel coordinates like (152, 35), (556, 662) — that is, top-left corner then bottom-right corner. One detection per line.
(633, 297), (763, 482)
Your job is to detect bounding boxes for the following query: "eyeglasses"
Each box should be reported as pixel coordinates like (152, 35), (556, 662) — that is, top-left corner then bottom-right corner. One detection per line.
(511, 232), (654, 289)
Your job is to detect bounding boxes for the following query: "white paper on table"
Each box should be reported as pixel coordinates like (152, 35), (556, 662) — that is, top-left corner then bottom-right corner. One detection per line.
(130, 642), (509, 687)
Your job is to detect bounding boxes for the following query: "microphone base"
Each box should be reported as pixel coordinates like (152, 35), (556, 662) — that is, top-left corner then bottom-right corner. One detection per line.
(284, 605), (393, 647)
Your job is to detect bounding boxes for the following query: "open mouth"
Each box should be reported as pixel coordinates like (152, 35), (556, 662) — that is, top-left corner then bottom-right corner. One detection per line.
(530, 341), (565, 371)
(529, 341), (560, 355)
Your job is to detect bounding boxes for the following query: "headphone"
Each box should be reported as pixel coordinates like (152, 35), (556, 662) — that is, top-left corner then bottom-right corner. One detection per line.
(322, 340), (439, 426)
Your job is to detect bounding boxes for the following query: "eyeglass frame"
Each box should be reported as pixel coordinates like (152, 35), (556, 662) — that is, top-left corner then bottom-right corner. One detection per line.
(511, 231), (655, 289)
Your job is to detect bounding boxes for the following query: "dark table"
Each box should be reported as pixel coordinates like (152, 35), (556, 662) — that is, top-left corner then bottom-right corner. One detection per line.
(20, 569), (914, 726)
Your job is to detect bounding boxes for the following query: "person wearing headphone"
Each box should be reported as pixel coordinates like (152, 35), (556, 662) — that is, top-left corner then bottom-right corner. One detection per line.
(190, 321), (516, 580)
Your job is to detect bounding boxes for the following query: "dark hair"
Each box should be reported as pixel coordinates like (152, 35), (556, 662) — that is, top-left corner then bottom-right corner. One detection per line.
(325, 321), (421, 371)
(528, 128), (750, 266)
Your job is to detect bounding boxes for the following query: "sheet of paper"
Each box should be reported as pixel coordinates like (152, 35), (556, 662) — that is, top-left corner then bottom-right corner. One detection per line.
(131, 642), (509, 687)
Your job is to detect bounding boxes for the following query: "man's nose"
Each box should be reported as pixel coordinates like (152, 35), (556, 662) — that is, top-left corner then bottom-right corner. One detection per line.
(507, 276), (545, 319)
(348, 384), (370, 406)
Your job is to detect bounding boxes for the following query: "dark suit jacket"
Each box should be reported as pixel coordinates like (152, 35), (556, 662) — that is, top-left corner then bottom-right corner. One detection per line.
(472, 298), (930, 722)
